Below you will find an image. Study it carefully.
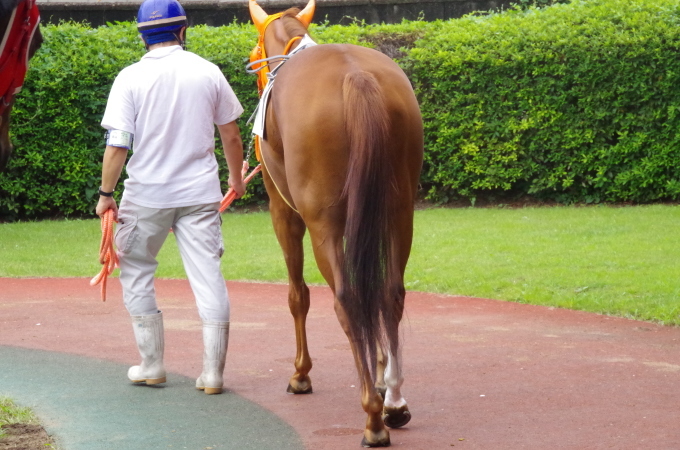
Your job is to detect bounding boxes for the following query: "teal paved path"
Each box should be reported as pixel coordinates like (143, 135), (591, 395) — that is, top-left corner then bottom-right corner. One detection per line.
(0, 346), (302, 450)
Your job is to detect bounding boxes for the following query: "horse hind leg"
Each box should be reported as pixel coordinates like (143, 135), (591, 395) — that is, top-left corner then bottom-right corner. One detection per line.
(332, 298), (391, 448)
(309, 230), (390, 447)
(263, 168), (313, 394)
(381, 344), (411, 429)
(375, 340), (412, 428)
(381, 286), (411, 429)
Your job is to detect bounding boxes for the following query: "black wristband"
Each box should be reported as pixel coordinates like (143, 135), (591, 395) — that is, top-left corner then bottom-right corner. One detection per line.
(98, 187), (114, 197)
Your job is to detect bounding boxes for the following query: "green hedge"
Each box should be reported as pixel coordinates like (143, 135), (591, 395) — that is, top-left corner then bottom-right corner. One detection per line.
(0, 19), (425, 219)
(407, 0), (680, 204)
(0, 22), (264, 220)
(2, 0), (680, 219)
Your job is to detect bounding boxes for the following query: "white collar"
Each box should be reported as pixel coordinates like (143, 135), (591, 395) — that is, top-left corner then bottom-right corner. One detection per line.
(142, 45), (183, 60)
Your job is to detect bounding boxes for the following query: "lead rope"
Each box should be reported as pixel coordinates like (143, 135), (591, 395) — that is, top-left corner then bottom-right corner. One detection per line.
(90, 209), (118, 302)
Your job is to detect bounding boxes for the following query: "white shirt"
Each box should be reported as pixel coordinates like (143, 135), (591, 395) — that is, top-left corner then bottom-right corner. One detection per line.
(101, 46), (244, 209)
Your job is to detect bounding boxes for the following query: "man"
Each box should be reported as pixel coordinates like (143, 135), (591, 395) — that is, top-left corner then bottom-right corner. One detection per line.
(95, 0), (245, 395)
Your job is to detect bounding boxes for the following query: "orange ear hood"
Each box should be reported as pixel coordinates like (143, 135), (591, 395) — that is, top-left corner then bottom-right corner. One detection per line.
(249, 0), (269, 33)
(296, 0), (316, 27)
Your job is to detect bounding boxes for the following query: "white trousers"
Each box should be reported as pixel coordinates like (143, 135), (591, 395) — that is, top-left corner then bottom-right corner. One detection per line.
(115, 199), (230, 322)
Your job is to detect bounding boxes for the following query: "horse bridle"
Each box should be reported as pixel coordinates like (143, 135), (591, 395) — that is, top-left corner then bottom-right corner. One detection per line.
(247, 13), (303, 97)
(0, 0), (40, 115)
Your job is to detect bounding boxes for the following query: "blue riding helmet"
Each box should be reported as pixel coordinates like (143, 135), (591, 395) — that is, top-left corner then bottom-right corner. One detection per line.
(137, 0), (187, 45)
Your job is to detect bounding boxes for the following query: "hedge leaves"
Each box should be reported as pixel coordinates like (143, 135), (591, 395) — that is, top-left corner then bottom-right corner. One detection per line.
(407, 0), (680, 204)
(2, 0), (680, 219)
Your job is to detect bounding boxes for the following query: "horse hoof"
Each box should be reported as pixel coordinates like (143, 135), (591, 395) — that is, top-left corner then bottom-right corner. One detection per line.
(286, 383), (313, 394)
(382, 405), (411, 429)
(361, 435), (391, 447)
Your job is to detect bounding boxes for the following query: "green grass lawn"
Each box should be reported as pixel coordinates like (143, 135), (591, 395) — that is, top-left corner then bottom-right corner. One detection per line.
(1, 205), (678, 325)
(0, 396), (56, 447)
(0, 397), (38, 440)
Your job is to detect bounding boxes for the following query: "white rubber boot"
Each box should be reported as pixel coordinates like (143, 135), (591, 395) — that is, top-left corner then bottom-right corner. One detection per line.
(196, 321), (229, 395)
(128, 311), (166, 385)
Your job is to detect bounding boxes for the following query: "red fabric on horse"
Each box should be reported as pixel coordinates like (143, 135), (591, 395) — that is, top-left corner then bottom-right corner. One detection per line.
(0, 0), (40, 113)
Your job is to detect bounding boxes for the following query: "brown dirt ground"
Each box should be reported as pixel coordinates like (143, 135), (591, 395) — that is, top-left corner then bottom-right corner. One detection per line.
(0, 423), (55, 449)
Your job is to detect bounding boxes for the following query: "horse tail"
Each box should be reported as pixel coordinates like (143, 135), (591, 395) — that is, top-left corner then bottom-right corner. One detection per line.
(340, 70), (399, 383)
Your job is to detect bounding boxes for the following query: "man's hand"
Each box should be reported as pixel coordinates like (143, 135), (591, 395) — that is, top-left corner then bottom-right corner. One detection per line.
(228, 173), (246, 198)
(96, 196), (118, 220)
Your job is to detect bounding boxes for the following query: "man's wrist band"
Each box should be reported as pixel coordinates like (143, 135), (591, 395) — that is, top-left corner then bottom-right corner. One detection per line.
(98, 187), (114, 197)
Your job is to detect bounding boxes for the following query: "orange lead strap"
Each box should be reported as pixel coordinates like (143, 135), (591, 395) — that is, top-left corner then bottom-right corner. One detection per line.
(90, 209), (119, 302)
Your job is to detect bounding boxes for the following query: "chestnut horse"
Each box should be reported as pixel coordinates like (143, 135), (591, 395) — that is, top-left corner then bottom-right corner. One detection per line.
(248, 0), (423, 446)
(0, 0), (41, 171)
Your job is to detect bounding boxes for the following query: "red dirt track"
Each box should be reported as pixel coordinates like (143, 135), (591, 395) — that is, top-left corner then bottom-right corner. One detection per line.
(2, 277), (680, 449)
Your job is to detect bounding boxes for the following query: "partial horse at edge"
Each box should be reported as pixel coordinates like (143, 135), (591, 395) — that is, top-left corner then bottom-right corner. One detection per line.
(0, 0), (41, 172)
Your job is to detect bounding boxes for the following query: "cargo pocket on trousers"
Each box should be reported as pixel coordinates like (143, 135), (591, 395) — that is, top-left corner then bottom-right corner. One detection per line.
(114, 212), (139, 255)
